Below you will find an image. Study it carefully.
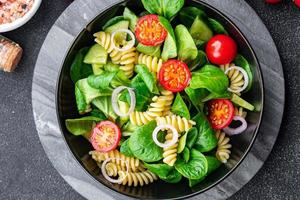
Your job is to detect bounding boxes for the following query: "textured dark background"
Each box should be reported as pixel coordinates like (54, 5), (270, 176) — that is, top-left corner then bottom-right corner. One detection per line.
(0, 0), (299, 199)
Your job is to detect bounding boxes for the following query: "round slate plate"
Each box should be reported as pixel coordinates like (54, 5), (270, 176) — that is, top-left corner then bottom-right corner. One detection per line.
(32, 0), (285, 199)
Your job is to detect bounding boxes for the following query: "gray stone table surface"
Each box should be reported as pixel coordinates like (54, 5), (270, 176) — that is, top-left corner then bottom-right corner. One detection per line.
(0, 0), (299, 200)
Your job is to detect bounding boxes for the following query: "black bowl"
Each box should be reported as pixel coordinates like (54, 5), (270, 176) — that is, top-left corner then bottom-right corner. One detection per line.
(56, 0), (264, 199)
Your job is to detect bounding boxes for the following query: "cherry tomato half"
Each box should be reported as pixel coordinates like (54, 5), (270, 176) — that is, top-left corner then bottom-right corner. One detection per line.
(207, 99), (234, 130)
(206, 34), (237, 65)
(158, 59), (191, 92)
(135, 14), (167, 46)
(91, 121), (121, 152)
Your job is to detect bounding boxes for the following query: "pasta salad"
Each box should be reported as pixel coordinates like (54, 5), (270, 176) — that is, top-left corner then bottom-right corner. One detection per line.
(65, 0), (255, 188)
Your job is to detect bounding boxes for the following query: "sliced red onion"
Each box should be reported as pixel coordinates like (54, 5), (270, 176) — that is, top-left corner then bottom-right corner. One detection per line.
(152, 125), (179, 148)
(111, 29), (135, 52)
(112, 86), (136, 117)
(101, 158), (128, 184)
(225, 66), (249, 93)
(223, 116), (248, 136)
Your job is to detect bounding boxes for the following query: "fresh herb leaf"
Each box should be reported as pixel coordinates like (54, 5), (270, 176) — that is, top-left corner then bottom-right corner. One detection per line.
(171, 93), (190, 119)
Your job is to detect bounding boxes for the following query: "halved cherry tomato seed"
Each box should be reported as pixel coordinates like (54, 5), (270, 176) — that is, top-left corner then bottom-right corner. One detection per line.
(207, 99), (234, 130)
(159, 59), (191, 92)
(91, 121), (121, 152)
(135, 14), (167, 46)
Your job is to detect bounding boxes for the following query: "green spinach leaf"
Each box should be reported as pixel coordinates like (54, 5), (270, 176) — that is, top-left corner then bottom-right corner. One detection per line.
(70, 48), (93, 83)
(136, 43), (161, 58)
(159, 16), (177, 61)
(129, 121), (163, 162)
(193, 113), (217, 152)
(141, 0), (184, 19)
(135, 65), (159, 94)
(188, 50), (208, 71)
(178, 131), (188, 153)
(190, 65), (229, 94)
(65, 116), (102, 136)
(182, 147), (190, 163)
(208, 18), (228, 35)
(171, 93), (190, 119)
(144, 163), (182, 183)
(189, 16), (213, 46)
(179, 7), (207, 28)
(185, 87), (209, 111)
(186, 127), (198, 149)
(102, 16), (125, 30)
(175, 149), (208, 179)
(90, 109), (107, 120)
(92, 96), (118, 120)
(87, 72), (117, 90)
(120, 139), (134, 157)
(123, 8), (138, 32)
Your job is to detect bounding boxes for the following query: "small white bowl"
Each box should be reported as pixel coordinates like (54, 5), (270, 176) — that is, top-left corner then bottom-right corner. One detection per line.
(0, 0), (42, 33)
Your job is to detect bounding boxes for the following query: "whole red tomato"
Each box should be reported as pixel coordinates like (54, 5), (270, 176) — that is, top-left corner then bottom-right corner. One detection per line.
(294, 0), (300, 7)
(205, 34), (237, 65)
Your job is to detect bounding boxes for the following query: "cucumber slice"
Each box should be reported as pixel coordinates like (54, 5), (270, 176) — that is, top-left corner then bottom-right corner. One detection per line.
(231, 94), (255, 111)
(92, 64), (104, 75)
(84, 44), (108, 65)
(104, 20), (129, 34)
(123, 8), (138, 32)
(189, 16), (213, 46)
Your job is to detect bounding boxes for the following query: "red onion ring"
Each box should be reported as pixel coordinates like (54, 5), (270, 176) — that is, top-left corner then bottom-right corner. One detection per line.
(112, 86), (136, 117)
(111, 29), (135, 52)
(223, 116), (248, 136)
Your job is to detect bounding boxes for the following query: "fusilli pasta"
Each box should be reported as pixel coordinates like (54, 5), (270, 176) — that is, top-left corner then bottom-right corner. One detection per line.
(162, 130), (179, 166)
(89, 150), (143, 172)
(234, 107), (247, 118)
(156, 115), (196, 133)
(220, 63), (245, 95)
(118, 170), (158, 187)
(105, 162), (118, 177)
(136, 53), (163, 74)
(94, 31), (136, 78)
(215, 130), (232, 163)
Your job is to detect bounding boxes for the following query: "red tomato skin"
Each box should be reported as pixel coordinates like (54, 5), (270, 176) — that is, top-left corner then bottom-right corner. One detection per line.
(265, 0), (282, 4)
(206, 34), (237, 65)
(158, 59), (191, 92)
(90, 121), (121, 152)
(294, 0), (300, 7)
(207, 99), (235, 130)
(135, 14), (167, 46)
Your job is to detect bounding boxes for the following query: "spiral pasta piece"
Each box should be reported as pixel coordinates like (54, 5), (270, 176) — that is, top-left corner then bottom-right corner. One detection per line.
(118, 170), (158, 187)
(156, 115), (196, 133)
(163, 130), (180, 166)
(235, 107), (247, 118)
(220, 63), (245, 95)
(89, 150), (143, 172)
(94, 31), (136, 78)
(215, 130), (232, 163)
(105, 162), (118, 177)
(136, 53), (163, 73)
(129, 90), (174, 126)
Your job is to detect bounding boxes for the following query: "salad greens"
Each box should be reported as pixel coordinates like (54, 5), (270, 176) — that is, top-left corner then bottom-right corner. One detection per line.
(65, 0), (256, 189)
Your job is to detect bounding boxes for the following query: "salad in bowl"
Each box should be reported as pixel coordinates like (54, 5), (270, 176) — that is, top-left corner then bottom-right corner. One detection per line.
(64, 0), (258, 190)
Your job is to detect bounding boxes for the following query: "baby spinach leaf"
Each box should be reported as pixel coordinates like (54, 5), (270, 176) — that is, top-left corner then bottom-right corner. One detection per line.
(171, 93), (190, 119)
(136, 43), (161, 58)
(190, 65), (229, 95)
(120, 139), (134, 157)
(70, 47), (93, 83)
(185, 87), (209, 111)
(193, 113), (217, 152)
(208, 18), (228, 35)
(144, 163), (182, 183)
(129, 121), (163, 162)
(123, 8), (138, 32)
(186, 127), (198, 149)
(188, 156), (221, 187)
(90, 109), (107, 120)
(65, 116), (102, 136)
(159, 16), (177, 61)
(179, 7), (207, 28)
(182, 147), (190, 163)
(102, 16), (125, 30)
(234, 54), (253, 92)
(141, 0), (184, 19)
(87, 72), (117, 90)
(92, 96), (118, 120)
(175, 149), (208, 180)
(135, 65), (159, 94)
(188, 50), (208, 71)
(121, 122), (137, 137)
(201, 90), (232, 102)
(175, 24), (198, 62)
